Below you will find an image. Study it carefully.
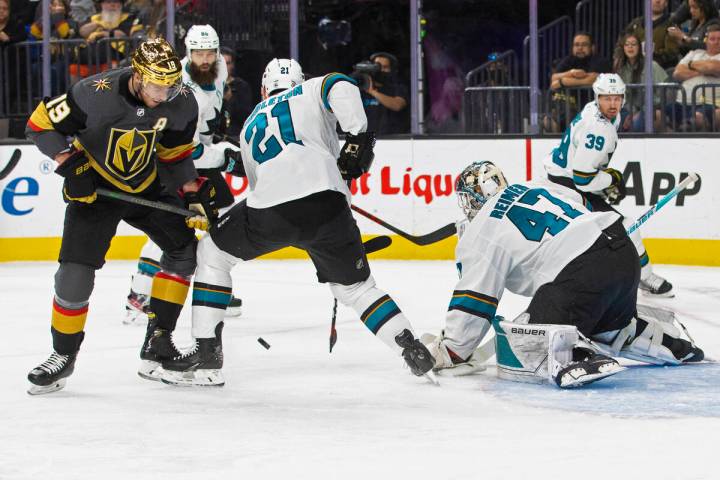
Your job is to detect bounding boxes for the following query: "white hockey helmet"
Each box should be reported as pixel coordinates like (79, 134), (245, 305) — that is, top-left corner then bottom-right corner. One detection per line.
(593, 73), (626, 105)
(262, 58), (304, 95)
(455, 161), (508, 220)
(185, 24), (220, 61)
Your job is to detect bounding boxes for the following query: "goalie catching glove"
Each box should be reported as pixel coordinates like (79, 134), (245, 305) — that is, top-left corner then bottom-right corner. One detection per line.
(181, 177), (218, 231)
(602, 168), (626, 205)
(55, 149), (97, 204)
(337, 131), (376, 180)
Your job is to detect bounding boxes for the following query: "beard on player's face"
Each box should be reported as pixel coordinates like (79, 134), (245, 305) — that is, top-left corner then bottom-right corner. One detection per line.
(188, 60), (218, 86)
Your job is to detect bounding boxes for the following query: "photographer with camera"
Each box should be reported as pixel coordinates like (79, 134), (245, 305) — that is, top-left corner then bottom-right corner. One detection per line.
(352, 52), (409, 135)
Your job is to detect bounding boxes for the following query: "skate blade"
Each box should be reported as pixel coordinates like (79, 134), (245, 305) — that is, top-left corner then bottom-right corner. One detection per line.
(423, 370), (441, 386)
(559, 365), (627, 388)
(639, 289), (675, 299)
(160, 369), (225, 387)
(27, 378), (67, 395)
(138, 360), (163, 382)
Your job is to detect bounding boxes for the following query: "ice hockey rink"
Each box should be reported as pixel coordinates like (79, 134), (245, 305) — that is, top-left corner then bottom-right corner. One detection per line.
(1, 258), (719, 479)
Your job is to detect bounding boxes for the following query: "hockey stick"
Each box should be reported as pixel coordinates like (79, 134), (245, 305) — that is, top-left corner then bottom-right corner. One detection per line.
(0, 148), (21, 181)
(213, 133), (241, 149)
(626, 172), (700, 235)
(96, 187), (197, 217)
(329, 235), (392, 353)
(351, 204), (457, 246)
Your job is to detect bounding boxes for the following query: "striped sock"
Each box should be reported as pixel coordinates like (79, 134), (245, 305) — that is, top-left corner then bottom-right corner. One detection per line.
(150, 271), (190, 330)
(191, 281), (232, 338)
(51, 297), (88, 354)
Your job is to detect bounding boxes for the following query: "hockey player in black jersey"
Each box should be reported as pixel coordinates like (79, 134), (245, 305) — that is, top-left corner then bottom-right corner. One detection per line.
(24, 37), (218, 395)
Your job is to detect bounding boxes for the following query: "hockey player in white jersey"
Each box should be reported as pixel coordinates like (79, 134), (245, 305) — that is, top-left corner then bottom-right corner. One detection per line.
(543, 73), (673, 297)
(124, 25), (245, 325)
(154, 58), (434, 386)
(425, 161), (703, 388)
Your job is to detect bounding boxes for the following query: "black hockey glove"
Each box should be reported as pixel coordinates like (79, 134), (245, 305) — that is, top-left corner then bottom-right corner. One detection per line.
(182, 177), (218, 231)
(222, 148), (246, 177)
(337, 131), (376, 180)
(55, 149), (97, 204)
(602, 168), (626, 205)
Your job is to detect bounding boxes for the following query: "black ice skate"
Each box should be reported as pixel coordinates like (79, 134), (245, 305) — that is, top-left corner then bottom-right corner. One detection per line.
(395, 329), (438, 385)
(27, 351), (78, 395)
(554, 347), (625, 388)
(639, 273), (674, 298)
(667, 336), (704, 363)
(159, 322), (225, 387)
(138, 313), (181, 382)
(225, 295), (242, 318)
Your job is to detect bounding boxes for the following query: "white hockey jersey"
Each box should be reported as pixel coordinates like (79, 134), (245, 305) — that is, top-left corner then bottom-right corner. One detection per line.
(446, 181), (619, 347)
(181, 55), (228, 169)
(543, 101), (620, 194)
(239, 73), (366, 208)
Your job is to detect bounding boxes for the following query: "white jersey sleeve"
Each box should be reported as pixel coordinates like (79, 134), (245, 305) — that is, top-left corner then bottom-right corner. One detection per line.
(182, 56), (228, 170)
(443, 181), (620, 352)
(543, 101), (619, 194)
(239, 73), (360, 208)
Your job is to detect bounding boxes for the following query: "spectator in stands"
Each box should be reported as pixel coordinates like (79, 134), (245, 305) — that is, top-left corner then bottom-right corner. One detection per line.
(614, 32), (669, 131)
(69, 0), (96, 25)
(667, 0), (720, 56)
(361, 52), (409, 135)
(669, 23), (720, 130)
(218, 47), (254, 139)
(0, 0), (27, 47)
(129, 0), (166, 38)
(72, 0), (141, 82)
(625, 0), (681, 69)
(9, 0), (37, 27)
(29, 0), (78, 94)
(669, 0), (720, 26)
(545, 32), (611, 132)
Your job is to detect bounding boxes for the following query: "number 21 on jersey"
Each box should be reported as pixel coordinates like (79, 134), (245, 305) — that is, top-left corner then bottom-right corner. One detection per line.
(244, 100), (303, 163)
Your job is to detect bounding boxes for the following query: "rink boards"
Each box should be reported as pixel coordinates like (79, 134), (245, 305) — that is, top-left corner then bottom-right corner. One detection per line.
(1, 137), (718, 265)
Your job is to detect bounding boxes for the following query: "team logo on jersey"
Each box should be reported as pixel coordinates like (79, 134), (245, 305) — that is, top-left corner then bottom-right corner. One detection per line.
(92, 78), (111, 92)
(104, 128), (157, 181)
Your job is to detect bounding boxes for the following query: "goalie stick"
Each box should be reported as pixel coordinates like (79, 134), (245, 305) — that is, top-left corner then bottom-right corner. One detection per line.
(0, 148), (21, 181)
(351, 204), (457, 246)
(626, 172), (700, 235)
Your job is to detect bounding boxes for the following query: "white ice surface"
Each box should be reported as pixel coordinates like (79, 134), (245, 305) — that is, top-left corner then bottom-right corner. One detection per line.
(2, 260), (719, 479)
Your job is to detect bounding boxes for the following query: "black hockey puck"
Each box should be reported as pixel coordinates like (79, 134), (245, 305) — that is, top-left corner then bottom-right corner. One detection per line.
(257, 337), (271, 350)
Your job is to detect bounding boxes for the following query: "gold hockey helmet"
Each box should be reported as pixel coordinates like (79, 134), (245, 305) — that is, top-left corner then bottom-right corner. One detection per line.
(131, 37), (182, 87)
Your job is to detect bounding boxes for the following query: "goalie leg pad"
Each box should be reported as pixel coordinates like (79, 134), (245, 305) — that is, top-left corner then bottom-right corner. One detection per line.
(617, 304), (703, 365)
(492, 317), (579, 385)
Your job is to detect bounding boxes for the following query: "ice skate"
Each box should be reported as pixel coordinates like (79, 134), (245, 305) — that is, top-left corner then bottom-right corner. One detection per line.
(225, 295), (242, 318)
(159, 322), (225, 387)
(554, 348), (625, 388)
(138, 314), (182, 382)
(421, 332), (487, 376)
(123, 290), (149, 326)
(27, 351), (78, 395)
(396, 329), (438, 385)
(639, 272), (674, 298)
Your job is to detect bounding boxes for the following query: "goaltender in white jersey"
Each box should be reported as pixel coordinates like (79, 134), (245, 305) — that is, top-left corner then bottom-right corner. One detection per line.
(543, 73), (674, 297)
(424, 161), (703, 388)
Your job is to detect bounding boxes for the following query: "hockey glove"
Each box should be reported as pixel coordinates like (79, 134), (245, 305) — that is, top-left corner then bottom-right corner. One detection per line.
(222, 148), (246, 177)
(602, 168), (626, 205)
(181, 177), (218, 231)
(55, 149), (97, 203)
(337, 131), (376, 180)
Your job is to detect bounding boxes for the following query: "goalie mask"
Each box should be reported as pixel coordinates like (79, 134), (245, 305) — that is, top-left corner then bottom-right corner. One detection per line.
(455, 161), (508, 220)
(131, 37), (184, 103)
(262, 58), (304, 95)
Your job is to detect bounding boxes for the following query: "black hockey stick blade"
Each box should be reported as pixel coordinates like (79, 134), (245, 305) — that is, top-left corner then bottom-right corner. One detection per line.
(329, 298), (338, 353)
(0, 148), (21, 180)
(351, 204), (457, 246)
(363, 235), (392, 254)
(96, 187), (197, 217)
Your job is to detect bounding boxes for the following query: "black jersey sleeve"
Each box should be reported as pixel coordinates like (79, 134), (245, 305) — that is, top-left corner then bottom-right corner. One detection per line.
(155, 95), (199, 188)
(26, 85), (88, 158)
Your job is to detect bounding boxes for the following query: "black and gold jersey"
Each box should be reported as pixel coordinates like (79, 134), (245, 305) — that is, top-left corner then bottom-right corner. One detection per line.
(27, 67), (199, 193)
